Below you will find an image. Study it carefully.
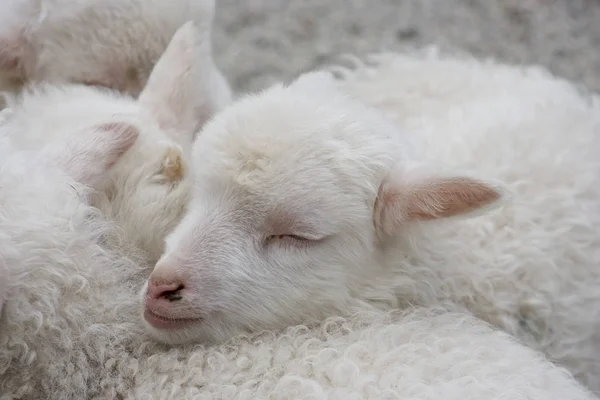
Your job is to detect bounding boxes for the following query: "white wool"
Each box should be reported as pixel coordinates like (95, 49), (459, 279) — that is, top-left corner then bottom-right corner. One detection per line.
(149, 50), (600, 393)
(128, 307), (596, 400)
(0, 180), (594, 400)
(0, 0), (230, 103)
(1, 50), (598, 399)
(0, 135), (145, 398)
(0, 21), (232, 262)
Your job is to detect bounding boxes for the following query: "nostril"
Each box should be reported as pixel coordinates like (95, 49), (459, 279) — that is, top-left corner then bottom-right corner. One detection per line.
(163, 284), (185, 302)
(147, 281), (186, 302)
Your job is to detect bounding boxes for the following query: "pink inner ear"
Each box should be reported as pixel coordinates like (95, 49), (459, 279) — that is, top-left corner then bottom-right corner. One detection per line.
(402, 178), (502, 221)
(375, 175), (503, 236)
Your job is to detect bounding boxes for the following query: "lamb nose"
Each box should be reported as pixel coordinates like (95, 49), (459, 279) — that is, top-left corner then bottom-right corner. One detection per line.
(147, 281), (185, 302)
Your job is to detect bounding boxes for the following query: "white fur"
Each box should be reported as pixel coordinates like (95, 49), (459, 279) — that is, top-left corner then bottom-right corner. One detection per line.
(0, 50), (598, 399)
(1, 174), (592, 399)
(0, 0), (231, 104)
(0, 133), (145, 398)
(147, 50), (600, 393)
(128, 307), (597, 399)
(0, 21), (232, 262)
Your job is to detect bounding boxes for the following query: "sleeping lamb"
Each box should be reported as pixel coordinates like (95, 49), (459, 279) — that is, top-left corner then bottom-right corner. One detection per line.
(0, 0), (230, 103)
(2, 181), (594, 400)
(0, 21), (231, 263)
(1, 49), (599, 399)
(0, 148), (594, 400)
(140, 50), (600, 392)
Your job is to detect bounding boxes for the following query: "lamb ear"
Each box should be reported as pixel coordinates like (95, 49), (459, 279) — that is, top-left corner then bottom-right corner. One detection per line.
(374, 164), (507, 237)
(138, 21), (232, 146)
(45, 122), (139, 190)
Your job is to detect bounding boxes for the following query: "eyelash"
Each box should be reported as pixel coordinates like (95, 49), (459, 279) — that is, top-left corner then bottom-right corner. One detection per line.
(266, 234), (311, 247)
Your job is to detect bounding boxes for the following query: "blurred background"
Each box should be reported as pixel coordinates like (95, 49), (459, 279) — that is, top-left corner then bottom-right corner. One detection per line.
(213, 0), (600, 93)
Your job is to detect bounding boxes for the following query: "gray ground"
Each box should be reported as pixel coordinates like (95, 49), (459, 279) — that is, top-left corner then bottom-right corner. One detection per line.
(212, 0), (600, 94)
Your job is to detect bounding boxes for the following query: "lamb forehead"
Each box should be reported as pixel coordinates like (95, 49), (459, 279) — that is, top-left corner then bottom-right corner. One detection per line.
(2, 84), (138, 142)
(194, 85), (397, 198)
(3, 84), (172, 169)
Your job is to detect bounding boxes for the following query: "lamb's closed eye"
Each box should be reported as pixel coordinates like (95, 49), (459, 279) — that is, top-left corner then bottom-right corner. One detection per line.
(265, 235), (313, 250)
(265, 233), (327, 248)
(268, 234), (310, 242)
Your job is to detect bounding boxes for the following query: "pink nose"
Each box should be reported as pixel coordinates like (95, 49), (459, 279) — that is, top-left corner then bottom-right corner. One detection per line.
(146, 280), (186, 302)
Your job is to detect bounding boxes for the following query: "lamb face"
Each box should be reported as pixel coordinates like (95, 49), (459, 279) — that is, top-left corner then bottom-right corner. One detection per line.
(0, 22), (232, 263)
(141, 72), (506, 345)
(0, 0), (230, 103)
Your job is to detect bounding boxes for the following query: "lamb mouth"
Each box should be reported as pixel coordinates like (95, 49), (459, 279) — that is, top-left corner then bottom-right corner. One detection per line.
(143, 309), (202, 331)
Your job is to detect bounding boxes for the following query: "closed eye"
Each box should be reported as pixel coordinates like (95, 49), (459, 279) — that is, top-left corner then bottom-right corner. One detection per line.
(269, 234), (310, 242)
(266, 234), (317, 248)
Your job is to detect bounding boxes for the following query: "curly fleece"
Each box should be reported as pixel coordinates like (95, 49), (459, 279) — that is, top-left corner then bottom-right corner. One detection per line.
(322, 49), (600, 392)
(1, 49), (600, 399)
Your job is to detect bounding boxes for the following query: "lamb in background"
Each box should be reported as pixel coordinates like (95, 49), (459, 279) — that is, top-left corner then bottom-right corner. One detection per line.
(142, 50), (600, 392)
(0, 21), (232, 263)
(0, 0), (230, 104)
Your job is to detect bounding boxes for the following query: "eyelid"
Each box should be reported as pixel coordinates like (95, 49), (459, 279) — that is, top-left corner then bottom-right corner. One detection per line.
(266, 235), (311, 249)
(268, 232), (325, 242)
(284, 234), (310, 241)
(293, 232), (325, 241)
